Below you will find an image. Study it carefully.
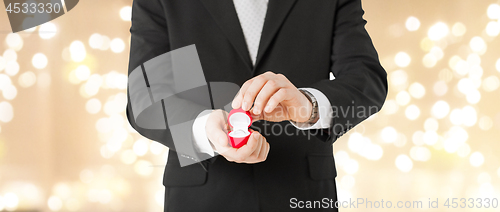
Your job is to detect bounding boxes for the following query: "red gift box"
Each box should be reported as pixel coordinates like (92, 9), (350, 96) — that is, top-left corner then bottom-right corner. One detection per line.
(227, 108), (252, 148)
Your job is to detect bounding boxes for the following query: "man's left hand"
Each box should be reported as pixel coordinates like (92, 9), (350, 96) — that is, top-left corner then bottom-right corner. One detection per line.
(232, 71), (312, 123)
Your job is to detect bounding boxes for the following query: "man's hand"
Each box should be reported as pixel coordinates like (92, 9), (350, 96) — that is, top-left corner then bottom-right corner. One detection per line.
(232, 72), (313, 123)
(205, 109), (270, 163)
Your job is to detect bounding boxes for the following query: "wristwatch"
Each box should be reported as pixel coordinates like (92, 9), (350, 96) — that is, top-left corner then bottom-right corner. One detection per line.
(299, 89), (318, 124)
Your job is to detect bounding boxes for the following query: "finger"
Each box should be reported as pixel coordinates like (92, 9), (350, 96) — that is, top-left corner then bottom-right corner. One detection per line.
(264, 88), (288, 113)
(206, 121), (230, 148)
(250, 112), (263, 122)
(206, 118), (228, 136)
(248, 131), (263, 160)
(233, 132), (260, 161)
(213, 128), (230, 148)
(258, 140), (269, 161)
(231, 90), (243, 109)
(214, 140), (235, 157)
(213, 127), (240, 157)
(219, 147), (239, 161)
(241, 76), (269, 111)
(252, 80), (281, 115)
(232, 79), (254, 109)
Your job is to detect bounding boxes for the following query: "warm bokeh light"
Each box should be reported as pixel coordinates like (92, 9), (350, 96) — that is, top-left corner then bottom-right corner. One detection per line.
(38, 22), (57, 39)
(390, 69), (408, 91)
(3, 192), (19, 211)
(47, 196), (63, 211)
(5, 33), (23, 51)
(423, 131), (438, 145)
(120, 6), (132, 21)
(0, 57), (6, 71)
(450, 109), (464, 125)
(18, 71), (37, 88)
(2, 84), (17, 100)
(457, 143), (471, 158)
(424, 118), (439, 131)
(396, 90), (411, 106)
(412, 132), (424, 145)
(121, 150), (137, 165)
(75, 65), (91, 81)
(462, 106), (478, 127)
(420, 37), (434, 52)
(354, 138), (377, 159)
(482, 75), (499, 91)
(431, 100), (450, 119)
(0, 74), (13, 90)
(405, 104), (420, 120)
(5, 61), (19, 76)
(380, 126), (397, 143)
(89, 33), (104, 49)
(395, 154), (413, 173)
(466, 89), (481, 104)
(110, 38), (125, 53)
(134, 160), (154, 176)
(408, 82), (425, 99)
(496, 58), (500, 72)
(133, 139), (149, 156)
(86, 98), (102, 114)
(487, 4), (500, 19)
(410, 146), (431, 162)
(405, 16), (420, 31)
(99, 35), (111, 51)
(428, 22), (449, 41)
(343, 159), (359, 175)
(423, 53), (437, 68)
(381, 99), (398, 115)
(469, 36), (487, 54)
(479, 116), (494, 131)
(470, 152), (485, 167)
(0, 101), (14, 123)
(451, 22), (467, 37)
(394, 51), (411, 67)
(69, 40), (86, 62)
(486, 21), (500, 37)
(32, 53), (48, 69)
(149, 141), (165, 155)
(3, 49), (17, 61)
(433, 80), (448, 96)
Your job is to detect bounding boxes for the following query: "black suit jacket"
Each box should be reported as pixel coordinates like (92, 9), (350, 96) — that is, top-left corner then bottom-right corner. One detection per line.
(126, 0), (387, 211)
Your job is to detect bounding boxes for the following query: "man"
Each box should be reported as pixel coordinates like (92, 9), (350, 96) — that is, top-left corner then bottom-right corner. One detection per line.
(126, 0), (387, 211)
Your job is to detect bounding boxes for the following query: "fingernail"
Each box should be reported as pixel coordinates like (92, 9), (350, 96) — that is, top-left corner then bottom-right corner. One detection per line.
(265, 106), (271, 113)
(242, 102), (248, 110)
(253, 133), (259, 139)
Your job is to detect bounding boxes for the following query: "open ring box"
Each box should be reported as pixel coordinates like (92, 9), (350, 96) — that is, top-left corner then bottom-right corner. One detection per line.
(227, 108), (252, 148)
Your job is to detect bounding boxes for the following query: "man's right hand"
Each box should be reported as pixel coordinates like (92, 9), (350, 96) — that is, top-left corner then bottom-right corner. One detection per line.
(205, 109), (270, 163)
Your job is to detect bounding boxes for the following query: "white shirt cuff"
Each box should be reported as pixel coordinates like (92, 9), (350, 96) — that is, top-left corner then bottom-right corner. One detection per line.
(289, 88), (332, 130)
(192, 110), (215, 157)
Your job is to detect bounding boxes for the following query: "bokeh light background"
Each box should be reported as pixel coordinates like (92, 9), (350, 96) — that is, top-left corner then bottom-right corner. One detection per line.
(0, 0), (499, 211)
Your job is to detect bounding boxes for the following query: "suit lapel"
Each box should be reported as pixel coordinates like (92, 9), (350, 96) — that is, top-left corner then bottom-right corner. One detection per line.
(254, 0), (298, 71)
(199, 0), (298, 73)
(199, 0), (253, 71)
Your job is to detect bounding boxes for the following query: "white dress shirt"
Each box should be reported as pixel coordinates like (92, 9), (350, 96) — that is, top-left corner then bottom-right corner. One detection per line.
(193, 0), (334, 156)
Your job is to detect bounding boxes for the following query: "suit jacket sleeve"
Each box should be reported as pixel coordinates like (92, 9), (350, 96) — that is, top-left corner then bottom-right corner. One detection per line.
(126, 0), (213, 165)
(310, 0), (388, 144)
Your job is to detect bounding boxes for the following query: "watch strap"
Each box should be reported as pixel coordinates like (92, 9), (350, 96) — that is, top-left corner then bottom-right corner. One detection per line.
(299, 89), (318, 124)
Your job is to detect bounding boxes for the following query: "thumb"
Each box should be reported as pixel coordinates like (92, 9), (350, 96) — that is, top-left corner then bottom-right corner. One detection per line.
(213, 127), (230, 147)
